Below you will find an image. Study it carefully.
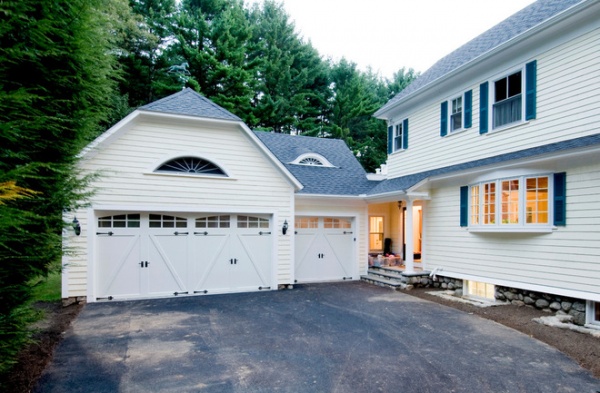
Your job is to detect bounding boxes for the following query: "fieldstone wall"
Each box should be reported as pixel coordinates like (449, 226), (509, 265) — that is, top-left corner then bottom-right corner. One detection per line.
(495, 286), (587, 326)
(426, 276), (588, 326)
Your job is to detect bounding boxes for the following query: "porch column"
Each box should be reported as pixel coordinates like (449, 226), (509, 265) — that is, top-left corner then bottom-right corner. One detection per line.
(404, 198), (415, 274)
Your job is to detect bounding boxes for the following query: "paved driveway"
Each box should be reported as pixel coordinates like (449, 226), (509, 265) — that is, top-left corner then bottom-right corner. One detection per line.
(36, 282), (599, 393)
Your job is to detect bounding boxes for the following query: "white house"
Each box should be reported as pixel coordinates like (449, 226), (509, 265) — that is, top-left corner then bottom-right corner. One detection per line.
(372, 0), (600, 327)
(63, 0), (600, 327)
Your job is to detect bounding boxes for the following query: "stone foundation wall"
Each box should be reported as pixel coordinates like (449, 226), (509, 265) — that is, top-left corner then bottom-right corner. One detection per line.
(419, 276), (588, 326)
(495, 286), (587, 326)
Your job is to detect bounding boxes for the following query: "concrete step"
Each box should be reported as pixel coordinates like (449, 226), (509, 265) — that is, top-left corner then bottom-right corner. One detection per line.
(367, 268), (404, 281)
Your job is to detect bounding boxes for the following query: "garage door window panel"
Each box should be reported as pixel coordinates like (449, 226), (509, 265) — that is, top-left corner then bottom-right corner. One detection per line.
(98, 214), (141, 228)
(324, 218), (351, 229)
(149, 214), (187, 228)
(196, 215), (231, 228)
(237, 215), (269, 229)
(295, 217), (318, 229)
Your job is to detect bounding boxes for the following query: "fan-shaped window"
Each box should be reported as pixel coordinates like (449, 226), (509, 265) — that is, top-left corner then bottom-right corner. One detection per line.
(291, 153), (334, 167)
(155, 157), (226, 176)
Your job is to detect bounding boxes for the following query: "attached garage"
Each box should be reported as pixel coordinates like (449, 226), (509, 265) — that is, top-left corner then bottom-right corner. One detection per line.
(294, 216), (355, 283)
(63, 89), (371, 302)
(95, 213), (274, 301)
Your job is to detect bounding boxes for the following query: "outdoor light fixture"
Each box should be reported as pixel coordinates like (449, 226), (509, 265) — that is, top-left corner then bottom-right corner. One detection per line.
(72, 217), (81, 236)
(282, 220), (288, 235)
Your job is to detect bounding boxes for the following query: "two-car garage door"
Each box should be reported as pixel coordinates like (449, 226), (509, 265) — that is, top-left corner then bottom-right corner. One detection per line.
(95, 213), (273, 300)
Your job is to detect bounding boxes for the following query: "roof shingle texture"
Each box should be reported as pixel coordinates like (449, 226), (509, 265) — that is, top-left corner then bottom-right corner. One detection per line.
(367, 133), (600, 195)
(254, 131), (377, 196)
(377, 0), (584, 114)
(140, 88), (241, 121)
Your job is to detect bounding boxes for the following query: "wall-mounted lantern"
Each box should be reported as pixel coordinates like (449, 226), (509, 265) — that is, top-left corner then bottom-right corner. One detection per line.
(282, 220), (289, 235)
(72, 217), (81, 236)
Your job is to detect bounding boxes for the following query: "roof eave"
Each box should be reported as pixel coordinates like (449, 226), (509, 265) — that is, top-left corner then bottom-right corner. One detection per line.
(374, 0), (592, 120)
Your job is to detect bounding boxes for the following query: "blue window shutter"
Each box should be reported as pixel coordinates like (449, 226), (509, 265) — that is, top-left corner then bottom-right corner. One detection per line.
(440, 102), (448, 137)
(460, 186), (469, 227)
(525, 60), (537, 120)
(479, 82), (488, 134)
(387, 125), (393, 154)
(553, 172), (566, 226)
(464, 90), (473, 128)
(402, 119), (409, 149)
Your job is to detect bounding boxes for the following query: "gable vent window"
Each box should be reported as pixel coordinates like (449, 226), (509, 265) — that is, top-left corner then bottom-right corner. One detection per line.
(156, 157), (226, 176)
(291, 153), (334, 167)
(298, 157), (324, 166)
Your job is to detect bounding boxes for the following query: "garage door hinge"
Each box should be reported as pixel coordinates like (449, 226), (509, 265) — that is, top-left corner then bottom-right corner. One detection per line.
(173, 231), (189, 236)
(173, 291), (189, 296)
(259, 231), (271, 235)
(342, 276), (353, 280)
(194, 231), (209, 236)
(194, 290), (209, 294)
(258, 286), (271, 290)
(343, 231), (353, 234)
(96, 231), (114, 236)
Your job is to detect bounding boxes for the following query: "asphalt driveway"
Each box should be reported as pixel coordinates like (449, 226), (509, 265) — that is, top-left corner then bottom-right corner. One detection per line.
(35, 282), (599, 393)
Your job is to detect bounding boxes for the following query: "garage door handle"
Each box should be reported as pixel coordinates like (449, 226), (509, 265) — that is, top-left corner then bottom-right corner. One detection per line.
(343, 231), (353, 234)
(259, 231), (271, 235)
(174, 231), (189, 236)
(96, 231), (114, 236)
(194, 231), (208, 236)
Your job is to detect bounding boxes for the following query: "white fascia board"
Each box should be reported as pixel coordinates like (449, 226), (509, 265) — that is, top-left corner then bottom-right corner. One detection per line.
(426, 142), (600, 186)
(374, 0), (595, 120)
(91, 204), (278, 215)
(295, 193), (366, 200)
(78, 109), (142, 160)
(362, 190), (407, 203)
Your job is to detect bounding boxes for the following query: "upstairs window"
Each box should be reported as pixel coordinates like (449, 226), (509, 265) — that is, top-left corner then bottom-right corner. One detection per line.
(155, 157), (227, 177)
(440, 90), (472, 137)
(451, 96), (463, 131)
(493, 70), (522, 128)
(388, 118), (409, 153)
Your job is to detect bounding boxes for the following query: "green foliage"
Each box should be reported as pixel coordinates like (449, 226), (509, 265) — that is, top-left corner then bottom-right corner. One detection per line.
(0, 0), (125, 380)
(30, 271), (62, 303)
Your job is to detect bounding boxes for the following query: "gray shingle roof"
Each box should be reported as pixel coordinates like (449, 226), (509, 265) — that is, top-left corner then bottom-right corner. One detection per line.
(367, 133), (600, 195)
(254, 131), (376, 196)
(140, 88), (241, 121)
(376, 0), (584, 116)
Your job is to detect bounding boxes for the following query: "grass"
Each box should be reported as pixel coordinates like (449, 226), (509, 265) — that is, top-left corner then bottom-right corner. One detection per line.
(30, 271), (62, 302)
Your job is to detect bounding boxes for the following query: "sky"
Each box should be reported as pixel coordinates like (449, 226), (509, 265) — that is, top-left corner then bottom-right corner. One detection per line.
(245, 0), (536, 79)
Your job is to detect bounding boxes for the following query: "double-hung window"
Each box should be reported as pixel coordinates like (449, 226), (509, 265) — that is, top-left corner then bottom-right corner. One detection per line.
(479, 60), (537, 134)
(493, 70), (522, 128)
(440, 90), (472, 136)
(387, 118), (409, 153)
(461, 172), (565, 231)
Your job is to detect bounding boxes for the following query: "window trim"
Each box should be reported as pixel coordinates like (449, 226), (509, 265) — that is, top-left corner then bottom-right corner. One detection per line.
(147, 154), (234, 180)
(585, 301), (600, 329)
(467, 174), (554, 232)
(389, 118), (408, 153)
(450, 95), (464, 132)
(369, 216), (384, 252)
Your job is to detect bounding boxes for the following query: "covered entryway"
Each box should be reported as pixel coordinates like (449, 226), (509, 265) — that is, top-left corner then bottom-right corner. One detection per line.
(95, 213), (273, 300)
(294, 216), (355, 283)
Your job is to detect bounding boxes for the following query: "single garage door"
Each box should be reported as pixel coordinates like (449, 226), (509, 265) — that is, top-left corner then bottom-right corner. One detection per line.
(96, 213), (273, 300)
(294, 216), (355, 283)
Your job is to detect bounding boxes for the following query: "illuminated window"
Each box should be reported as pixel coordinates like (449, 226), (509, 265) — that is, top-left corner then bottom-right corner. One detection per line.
(295, 217), (318, 229)
(369, 216), (384, 251)
(324, 217), (351, 229)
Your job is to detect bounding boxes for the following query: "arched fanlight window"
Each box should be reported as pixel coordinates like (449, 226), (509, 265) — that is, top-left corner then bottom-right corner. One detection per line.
(155, 157), (227, 176)
(291, 153), (334, 167)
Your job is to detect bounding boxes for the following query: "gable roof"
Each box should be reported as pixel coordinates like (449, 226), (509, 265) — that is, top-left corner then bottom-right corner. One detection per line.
(375, 0), (585, 117)
(140, 88), (241, 122)
(367, 133), (600, 196)
(254, 132), (376, 196)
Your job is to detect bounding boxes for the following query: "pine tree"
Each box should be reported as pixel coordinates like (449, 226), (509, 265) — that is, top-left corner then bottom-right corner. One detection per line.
(0, 0), (124, 377)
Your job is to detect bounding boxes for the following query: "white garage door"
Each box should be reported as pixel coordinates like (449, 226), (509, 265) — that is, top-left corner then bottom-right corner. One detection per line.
(294, 217), (355, 283)
(96, 213), (273, 300)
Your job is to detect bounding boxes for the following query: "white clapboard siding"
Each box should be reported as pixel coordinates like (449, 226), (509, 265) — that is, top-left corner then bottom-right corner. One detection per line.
(423, 163), (600, 298)
(63, 118), (295, 298)
(387, 27), (600, 179)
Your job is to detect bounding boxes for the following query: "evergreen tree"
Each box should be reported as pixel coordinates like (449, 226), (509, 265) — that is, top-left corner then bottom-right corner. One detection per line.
(0, 0), (124, 377)
(247, 1), (331, 133)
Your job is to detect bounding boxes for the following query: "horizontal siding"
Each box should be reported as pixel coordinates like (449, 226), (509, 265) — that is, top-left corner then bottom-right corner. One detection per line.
(65, 120), (296, 298)
(387, 27), (600, 179)
(423, 163), (600, 299)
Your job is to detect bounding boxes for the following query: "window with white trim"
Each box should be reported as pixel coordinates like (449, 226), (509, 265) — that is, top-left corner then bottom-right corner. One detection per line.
(469, 175), (550, 228)
(324, 217), (351, 229)
(451, 96), (463, 131)
(369, 216), (384, 251)
(493, 70), (523, 128)
(155, 157), (227, 176)
(394, 123), (403, 151)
